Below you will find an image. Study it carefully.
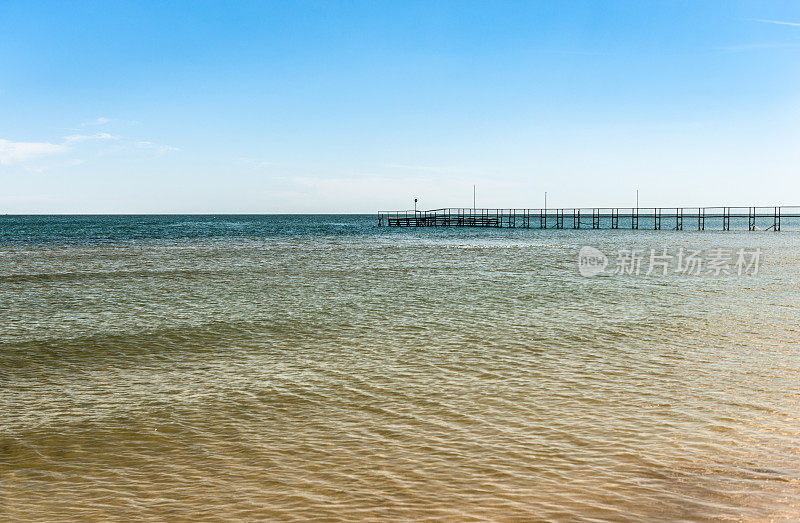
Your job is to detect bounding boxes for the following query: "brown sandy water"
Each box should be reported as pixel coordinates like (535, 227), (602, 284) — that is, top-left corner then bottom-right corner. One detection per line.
(1, 215), (799, 520)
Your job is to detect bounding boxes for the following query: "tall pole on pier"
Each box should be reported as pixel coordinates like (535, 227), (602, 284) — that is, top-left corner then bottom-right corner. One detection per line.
(473, 185), (476, 211)
(545, 191), (547, 211)
(636, 189), (639, 211)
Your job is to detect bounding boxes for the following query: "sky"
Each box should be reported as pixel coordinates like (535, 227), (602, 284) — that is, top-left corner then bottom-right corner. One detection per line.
(1, 1), (800, 213)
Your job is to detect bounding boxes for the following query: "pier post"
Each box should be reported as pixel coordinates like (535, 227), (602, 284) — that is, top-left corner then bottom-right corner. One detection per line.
(723, 207), (730, 231)
(748, 207), (755, 231)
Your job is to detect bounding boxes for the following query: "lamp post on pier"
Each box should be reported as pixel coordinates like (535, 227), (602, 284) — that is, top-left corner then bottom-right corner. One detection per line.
(473, 185), (476, 212)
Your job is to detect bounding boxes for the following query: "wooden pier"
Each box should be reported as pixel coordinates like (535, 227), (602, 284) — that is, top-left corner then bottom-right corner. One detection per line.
(378, 206), (799, 231)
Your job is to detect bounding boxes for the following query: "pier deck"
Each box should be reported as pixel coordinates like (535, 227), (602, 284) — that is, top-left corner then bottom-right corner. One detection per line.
(378, 207), (800, 231)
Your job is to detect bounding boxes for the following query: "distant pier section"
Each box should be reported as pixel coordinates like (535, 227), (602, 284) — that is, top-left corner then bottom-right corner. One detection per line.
(378, 206), (799, 231)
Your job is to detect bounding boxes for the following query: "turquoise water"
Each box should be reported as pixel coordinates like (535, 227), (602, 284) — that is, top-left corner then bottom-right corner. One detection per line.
(2, 215), (799, 519)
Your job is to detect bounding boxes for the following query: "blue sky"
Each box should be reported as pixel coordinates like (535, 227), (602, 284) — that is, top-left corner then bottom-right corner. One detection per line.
(1, 1), (799, 213)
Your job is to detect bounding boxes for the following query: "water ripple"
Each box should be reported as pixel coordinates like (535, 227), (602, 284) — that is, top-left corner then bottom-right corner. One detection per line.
(2, 217), (800, 519)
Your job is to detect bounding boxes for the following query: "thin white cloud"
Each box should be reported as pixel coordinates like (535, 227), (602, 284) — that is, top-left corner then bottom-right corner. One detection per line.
(24, 157), (87, 174)
(240, 157), (278, 169)
(715, 42), (796, 52)
(64, 132), (120, 142)
(82, 117), (111, 126)
(283, 174), (521, 212)
(0, 139), (69, 165)
(136, 141), (180, 155)
(2, 120), (178, 168)
(749, 18), (800, 27)
(384, 163), (481, 175)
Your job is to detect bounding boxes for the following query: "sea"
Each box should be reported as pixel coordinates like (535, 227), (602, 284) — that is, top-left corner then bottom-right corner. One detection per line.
(2, 214), (799, 520)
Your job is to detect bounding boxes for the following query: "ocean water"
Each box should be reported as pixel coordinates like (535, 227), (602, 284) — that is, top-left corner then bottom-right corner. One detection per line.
(1, 215), (799, 520)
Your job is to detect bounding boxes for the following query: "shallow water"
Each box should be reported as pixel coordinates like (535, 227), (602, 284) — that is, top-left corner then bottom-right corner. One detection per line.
(2, 215), (799, 520)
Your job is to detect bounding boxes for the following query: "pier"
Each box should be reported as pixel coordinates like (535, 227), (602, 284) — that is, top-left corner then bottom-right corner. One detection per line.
(378, 206), (800, 231)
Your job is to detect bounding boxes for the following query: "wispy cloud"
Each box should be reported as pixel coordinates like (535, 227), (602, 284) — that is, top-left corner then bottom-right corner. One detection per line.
(82, 117), (111, 126)
(240, 157), (279, 169)
(136, 141), (180, 155)
(2, 119), (178, 168)
(282, 174), (522, 212)
(0, 139), (69, 165)
(715, 42), (796, 52)
(64, 132), (120, 142)
(749, 18), (800, 27)
(384, 163), (481, 175)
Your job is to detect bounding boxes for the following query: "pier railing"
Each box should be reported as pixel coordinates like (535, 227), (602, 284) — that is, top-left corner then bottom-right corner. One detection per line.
(377, 206), (800, 231)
